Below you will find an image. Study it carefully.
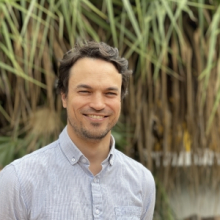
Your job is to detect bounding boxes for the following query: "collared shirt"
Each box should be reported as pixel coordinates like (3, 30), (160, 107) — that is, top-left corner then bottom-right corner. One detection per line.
(0, 127), (155, 220)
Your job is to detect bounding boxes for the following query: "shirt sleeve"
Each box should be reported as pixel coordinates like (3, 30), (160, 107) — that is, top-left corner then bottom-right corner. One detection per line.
(141, 170), (156, 220)
(0, 164), (28, 220)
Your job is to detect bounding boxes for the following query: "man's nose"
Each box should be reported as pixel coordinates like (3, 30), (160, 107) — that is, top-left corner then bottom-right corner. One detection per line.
(89, 93), (106, 110)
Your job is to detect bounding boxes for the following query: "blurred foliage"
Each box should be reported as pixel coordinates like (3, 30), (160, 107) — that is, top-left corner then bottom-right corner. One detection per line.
(1, 0), (220, 218)
(154, 177), (177, 220)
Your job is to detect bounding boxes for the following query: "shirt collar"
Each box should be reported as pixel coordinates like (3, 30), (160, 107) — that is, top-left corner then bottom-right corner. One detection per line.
(107, 137), (115, 166)
(59, 127), (83, 165)
(59, 126), (115, 166)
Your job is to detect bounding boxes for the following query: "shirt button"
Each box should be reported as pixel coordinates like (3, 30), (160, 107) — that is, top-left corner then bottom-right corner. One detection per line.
(95, 209), (100, 214)
(94, 178), (99, 183)
(72, 157), (75, 162)
(81, 158), (86, 163)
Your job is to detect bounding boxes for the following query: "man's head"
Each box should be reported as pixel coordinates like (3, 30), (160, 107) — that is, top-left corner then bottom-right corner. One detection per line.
(57, 42), (132, 141)
(57, 41), (132, 99)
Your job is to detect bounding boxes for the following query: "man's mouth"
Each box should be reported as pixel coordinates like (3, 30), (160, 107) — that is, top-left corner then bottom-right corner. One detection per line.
(85, 114), (107, 119)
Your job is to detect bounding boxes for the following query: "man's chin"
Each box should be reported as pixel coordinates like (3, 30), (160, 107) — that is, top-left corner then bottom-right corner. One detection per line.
(90, 122), (102, 127)
(81, 129), (111, 140)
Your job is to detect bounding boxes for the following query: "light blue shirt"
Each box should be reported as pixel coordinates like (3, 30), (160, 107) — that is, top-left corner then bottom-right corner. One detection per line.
(0, 127), (155, 220)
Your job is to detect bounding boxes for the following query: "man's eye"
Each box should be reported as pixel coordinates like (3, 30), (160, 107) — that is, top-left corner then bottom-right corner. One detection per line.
(79, 91), (90, 94)
(106, 92), (117, 96)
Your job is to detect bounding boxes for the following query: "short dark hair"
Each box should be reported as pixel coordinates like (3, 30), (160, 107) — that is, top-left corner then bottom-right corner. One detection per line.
(57, 41), (132, 99)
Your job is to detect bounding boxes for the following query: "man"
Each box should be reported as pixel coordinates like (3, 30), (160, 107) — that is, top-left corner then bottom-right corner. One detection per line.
(0, 41), (155, 219)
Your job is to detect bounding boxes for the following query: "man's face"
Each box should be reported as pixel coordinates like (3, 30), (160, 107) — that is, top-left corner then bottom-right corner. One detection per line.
(61, 57), (122, 141)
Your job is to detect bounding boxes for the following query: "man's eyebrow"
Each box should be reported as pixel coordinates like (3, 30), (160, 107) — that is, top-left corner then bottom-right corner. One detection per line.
(106, 87), (119, 92)
(76, 84), (92, 89)
(76, 84), (119, 91)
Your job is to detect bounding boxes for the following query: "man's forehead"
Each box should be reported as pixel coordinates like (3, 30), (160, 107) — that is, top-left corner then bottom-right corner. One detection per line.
(70, 57), (119, 71)
(69, 59), (121, 78)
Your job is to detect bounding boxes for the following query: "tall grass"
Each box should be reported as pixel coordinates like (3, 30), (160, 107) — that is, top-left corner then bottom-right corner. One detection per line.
(1, 0), (220, 218)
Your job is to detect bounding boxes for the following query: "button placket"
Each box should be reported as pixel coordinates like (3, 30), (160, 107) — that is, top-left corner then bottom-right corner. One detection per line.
(91, 178), (102, 219)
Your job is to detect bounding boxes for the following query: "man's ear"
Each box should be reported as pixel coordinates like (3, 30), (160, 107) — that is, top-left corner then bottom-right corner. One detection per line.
(61, 93), (67, 108)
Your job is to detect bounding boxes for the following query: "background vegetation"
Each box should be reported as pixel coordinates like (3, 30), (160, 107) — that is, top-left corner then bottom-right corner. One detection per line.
(1, 0), (220, 219)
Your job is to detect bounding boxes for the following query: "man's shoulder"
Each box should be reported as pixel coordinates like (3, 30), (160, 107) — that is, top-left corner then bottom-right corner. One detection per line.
(10, 140), (59, 171)
(114, 149), (154, 181)
(114, 149), (146, 169)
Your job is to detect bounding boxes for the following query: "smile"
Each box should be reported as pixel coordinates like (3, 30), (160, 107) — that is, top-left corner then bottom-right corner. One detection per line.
(85, 114), (107, 119)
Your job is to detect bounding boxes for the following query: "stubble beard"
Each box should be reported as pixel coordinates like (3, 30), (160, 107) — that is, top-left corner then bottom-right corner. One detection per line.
(67, 117), (118, 141)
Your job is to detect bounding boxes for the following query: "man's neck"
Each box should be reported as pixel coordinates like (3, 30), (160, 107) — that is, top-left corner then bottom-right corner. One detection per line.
(67, 126), (111, 175)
